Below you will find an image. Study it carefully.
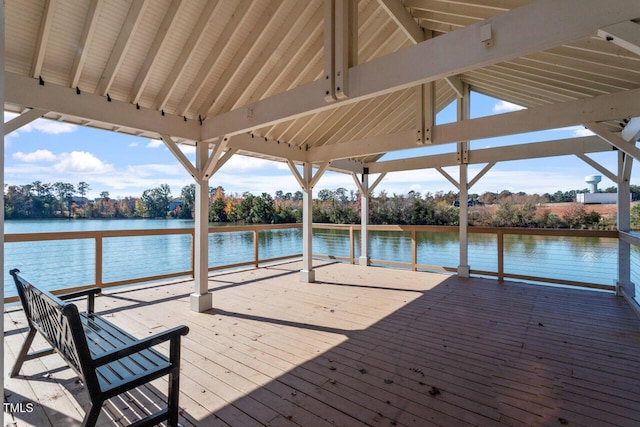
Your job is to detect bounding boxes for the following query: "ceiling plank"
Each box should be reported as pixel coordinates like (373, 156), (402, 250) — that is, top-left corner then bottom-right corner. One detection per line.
(204, 0), (302, 117)
(31, 0), (57, 78)
(201, 0), (640, 140)
(154, 0), (220, 111)
(69, 0), (102, 88)
(175, 0), (253, 117)
(130, 0), (187, 104)
(97, 0), (149, 96)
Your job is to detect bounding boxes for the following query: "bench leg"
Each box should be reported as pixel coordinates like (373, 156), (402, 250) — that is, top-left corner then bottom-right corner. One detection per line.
(82, 400), (103, 427)
(10, 328), (37, 377)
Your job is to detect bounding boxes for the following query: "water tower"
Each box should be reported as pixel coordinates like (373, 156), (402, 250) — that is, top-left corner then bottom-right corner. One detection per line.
(585, 174), (601, 193)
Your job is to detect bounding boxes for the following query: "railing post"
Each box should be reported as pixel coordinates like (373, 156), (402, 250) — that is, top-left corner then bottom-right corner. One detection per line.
(190, 231), (195, 278)
(95, 234), (103, 288)
(497, 230), (504, 282)
(349, 226), (355, 264)
(411, 229), (417, 271)
(254, 229), (259, 268)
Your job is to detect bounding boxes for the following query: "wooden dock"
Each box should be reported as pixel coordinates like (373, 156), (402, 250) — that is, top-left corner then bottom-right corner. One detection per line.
(4, 261), (640, 426)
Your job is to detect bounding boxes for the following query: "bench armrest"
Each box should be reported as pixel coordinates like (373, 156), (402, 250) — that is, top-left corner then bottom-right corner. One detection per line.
(58, 287), (102, 314)
(92, 325), (189, 367)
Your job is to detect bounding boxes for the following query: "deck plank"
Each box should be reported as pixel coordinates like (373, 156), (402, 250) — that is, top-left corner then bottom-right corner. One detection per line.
(4, 261), (640, 426)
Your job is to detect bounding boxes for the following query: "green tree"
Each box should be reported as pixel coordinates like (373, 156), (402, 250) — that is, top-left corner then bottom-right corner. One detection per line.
(141, 184), (172, 218)
(180, 184), (196, 219)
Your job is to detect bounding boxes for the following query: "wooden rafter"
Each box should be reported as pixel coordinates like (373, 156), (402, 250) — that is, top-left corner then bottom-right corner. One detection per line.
(69, 0), (102, 88)
(31, 0), (57, 78)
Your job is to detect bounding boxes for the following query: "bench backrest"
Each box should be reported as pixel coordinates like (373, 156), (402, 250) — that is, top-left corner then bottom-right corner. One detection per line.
(10, 270), (94, 384)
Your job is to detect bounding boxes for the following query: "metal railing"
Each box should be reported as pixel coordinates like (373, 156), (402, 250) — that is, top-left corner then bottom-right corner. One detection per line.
(3, 223), (626, 304)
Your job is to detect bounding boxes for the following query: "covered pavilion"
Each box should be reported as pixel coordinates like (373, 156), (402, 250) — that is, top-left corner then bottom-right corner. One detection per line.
(3, 1), (640, 425)
(4, 0), (640, 313)
(2, 0), (640, 306)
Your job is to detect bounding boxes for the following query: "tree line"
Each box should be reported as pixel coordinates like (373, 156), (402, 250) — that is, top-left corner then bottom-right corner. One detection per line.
(5, 180), (640, 229)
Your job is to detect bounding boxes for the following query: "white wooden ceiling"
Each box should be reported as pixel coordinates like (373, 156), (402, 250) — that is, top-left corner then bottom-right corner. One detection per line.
(4, 0), (640, 170)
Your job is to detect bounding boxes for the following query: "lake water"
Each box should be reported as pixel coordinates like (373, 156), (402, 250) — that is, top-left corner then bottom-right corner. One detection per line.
(3, 219), (624, 299)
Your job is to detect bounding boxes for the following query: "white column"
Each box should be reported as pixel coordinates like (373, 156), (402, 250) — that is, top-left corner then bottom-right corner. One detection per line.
(190, 141), (212, 312)
(359, 173), (369, 266)
(301, 162), (315, 282)
(617, 151), (633, 297)
(458, 164), (470, 277)
(457, 84), (470, 277)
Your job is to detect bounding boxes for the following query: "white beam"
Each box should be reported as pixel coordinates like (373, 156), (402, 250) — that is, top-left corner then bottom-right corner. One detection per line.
(598, 21), (640, 57)
(329, 158), (363, 173)
(201, 0), (639, 139)
(208, 148), (238, 176)
(160, 134), (198, 179)
(586, 122), (640, 161)
(131, 0), (185, 104)
(155, 0), (220, 110)
(468, 162), (495, 189)
(31, 0), (56, 78)
(416, 82), (435, 144)
(324, 0), (336, 102)
(334, 0), (358, 100)
(226, 133), (308, 163)
(6, 72), (199, 141)
(202, 139), (229, 180)
(622, 117), (640, 142)
(4, 108), (47, 135)
(97, 0), (148, 96)
(445, 75), (465, 98)
(351, 172), (365, 194)
(309, 88), (640, 162)
(366, 136), (612, 174)
(575, 153), (617, 183)
(436, 167), (459, 189)
(310, 162), (331, 189)
(287, 160), (306, 189)
(368, 172), (387, 194)
(69, 0), (101, 88)
(376, 0), (424, 43)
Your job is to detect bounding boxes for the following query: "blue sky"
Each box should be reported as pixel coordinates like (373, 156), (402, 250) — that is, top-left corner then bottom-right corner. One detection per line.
(4, 92), (634, 199)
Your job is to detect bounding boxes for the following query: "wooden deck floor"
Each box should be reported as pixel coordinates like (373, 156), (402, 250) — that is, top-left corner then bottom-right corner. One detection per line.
(4, 261), (640, 427)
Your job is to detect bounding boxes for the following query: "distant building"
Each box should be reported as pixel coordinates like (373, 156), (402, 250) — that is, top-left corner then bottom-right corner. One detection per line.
(70, 196), (89, 205)
(576, 193), (629, 204)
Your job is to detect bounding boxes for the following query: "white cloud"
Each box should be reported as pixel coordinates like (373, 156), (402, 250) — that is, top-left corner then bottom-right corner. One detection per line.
(128, 142), (139, 147)
(53, 151), (113, 174)
(493, 100), (526, 113)
(146, 139), (164, 148)
(13, 149), (58, 162)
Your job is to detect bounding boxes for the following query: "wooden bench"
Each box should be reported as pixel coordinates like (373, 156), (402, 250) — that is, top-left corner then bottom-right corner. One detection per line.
(9, 269), (189, 427)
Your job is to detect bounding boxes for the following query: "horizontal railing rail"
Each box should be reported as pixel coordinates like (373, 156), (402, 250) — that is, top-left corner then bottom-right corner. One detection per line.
(5, 222), (622, 304)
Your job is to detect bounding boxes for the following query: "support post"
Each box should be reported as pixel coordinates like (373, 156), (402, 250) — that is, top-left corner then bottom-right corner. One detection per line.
(617, 151), (634, 297)
(301, 162), (315, 282)
(191, 141), (212, 312)
(457, 84), (470, 277)
(359, 172), (369, 266)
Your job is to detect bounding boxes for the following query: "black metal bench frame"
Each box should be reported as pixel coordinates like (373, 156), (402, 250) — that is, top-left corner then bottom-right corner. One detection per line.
(9, 269), (189, 427)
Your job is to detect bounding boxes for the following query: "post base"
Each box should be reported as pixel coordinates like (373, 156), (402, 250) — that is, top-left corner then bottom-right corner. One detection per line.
(359, 256), (370, 266)
(615, 280), (635, 297)
(301, 269), (316, 283)
(190, 292), (213, 312)
(457, 265), (470, 278)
